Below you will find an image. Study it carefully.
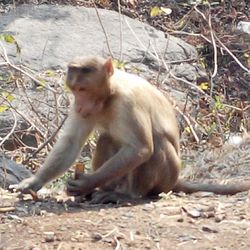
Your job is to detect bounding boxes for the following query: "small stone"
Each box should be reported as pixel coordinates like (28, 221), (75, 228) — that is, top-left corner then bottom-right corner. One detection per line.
(177, 217), (184, 222)
(214, 214), (225, 223)
(44, 231), (55, 242)
(202, 226), (218, 233)
(91, 233), (102, 242)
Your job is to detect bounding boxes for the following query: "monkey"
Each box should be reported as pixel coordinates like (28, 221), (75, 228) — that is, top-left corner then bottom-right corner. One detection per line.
(14, 56), (250, 203)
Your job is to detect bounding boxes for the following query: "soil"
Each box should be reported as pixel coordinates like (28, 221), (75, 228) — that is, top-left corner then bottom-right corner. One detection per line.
(1, 187), (250, 250)
(1, 140), (250, 250)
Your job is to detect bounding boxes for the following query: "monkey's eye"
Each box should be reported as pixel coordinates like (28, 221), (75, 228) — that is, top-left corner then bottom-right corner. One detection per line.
(81, 67), (95, 74)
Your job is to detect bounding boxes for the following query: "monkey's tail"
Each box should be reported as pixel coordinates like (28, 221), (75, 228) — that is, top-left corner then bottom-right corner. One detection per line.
(173, 179), (250, 195)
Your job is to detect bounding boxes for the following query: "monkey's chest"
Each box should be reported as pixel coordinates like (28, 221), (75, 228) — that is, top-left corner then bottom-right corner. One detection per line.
(95, 122), (123, 146)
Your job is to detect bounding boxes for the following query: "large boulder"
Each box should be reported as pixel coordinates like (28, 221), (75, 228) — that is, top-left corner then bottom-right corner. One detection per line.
(0, 4), (205, 81)
(0, 4), (207, 154)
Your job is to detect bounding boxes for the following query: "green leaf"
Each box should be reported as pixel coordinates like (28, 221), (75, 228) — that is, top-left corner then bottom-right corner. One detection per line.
(45, 70), (55, 77)
(6, 94), (14, 102)
(214, 95), (224, 110)
(198, 82), (209, 90)
(184, 126), (191, 133)
(112, 59), (126, 70)
(0, 34), (21, 54)
(0, 105), (9, 112)
(150, 7), (162, 17)
(202, 0), (210, 5)
(247, 58), (250, 67)
(244, 53), (250, 66)
(4, 34), (15, 44)
(0, 91), (15, 102)
(37, 78), (46, 89)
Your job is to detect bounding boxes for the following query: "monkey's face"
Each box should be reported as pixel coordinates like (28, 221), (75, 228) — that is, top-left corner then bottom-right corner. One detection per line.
(66, 57), (114, 118)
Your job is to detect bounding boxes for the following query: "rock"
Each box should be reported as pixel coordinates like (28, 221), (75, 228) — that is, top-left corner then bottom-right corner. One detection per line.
(237, 21), (250, 35)
(0, 4), (205, 82)
(0, 4), (207, 148)
(43, 231), (55, 242)
(0, 153), (32, 188)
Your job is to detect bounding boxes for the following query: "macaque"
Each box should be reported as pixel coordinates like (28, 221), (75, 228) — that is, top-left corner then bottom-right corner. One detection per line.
(15, 56), (250, 202)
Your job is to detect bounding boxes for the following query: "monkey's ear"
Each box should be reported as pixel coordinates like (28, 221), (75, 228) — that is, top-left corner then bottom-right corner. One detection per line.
(104, 58), (114, 76)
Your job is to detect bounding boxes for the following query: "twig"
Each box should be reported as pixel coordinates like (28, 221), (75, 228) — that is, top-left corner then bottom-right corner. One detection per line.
(114, 236), (121, 250)
(8, 103), (45, 137)
(171, 30), (212, 44)
(194, 6), (207, 21)
(125, 17), (213, 100)
(0, 109), (17, 147)
(165, 66), (211, 98)
(214, 33), (250, 73)
(176, 107), (200, 143)
(208, 12), (218, 80)
(17, 78), (46, 130)
(117, 0), (123, 61)
(0, 206), (16, 213)
(23, 115), (68, 164)
(156, 34), (171, 83)
(0, 62), (8, 66)
(214, 109), (223, 135)
(194, 6), (249, 74)
(93, 2), (114, 58)
(125, 17), (160, 62)
(0, 40), (57, 93)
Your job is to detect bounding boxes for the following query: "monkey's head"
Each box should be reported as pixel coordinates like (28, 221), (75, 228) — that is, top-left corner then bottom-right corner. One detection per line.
(66, 56), (114, 118)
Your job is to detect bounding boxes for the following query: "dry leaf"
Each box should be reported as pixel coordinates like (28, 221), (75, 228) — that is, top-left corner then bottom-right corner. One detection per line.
(160, 7), (172, 15)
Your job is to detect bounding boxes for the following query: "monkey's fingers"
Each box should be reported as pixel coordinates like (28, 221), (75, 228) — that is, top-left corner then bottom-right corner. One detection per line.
(66, 179), (83, 196)
(9, 184), (39, 201)
(28, 189), (39, 201)
(67, 178), (94, 196)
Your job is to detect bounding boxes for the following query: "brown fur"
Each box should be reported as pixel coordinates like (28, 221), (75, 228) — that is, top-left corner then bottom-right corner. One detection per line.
(16, 56), (250, 200)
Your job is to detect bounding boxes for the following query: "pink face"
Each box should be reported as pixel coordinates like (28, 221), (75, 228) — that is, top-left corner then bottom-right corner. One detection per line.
(72, 87), (104, 118)
(66, 57), (114, 118)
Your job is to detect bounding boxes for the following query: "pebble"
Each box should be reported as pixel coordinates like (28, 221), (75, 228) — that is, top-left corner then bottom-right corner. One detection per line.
(44, 231), (55, 242)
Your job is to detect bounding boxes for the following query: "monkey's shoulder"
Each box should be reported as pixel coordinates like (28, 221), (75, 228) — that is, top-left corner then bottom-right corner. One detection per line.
(112, 69), (151, 89)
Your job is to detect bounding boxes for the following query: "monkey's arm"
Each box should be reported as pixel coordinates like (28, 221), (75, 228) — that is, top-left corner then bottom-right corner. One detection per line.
(67, 107), (154, 195)
(67, 144), (152, 195)
(16, 113), (94, 193)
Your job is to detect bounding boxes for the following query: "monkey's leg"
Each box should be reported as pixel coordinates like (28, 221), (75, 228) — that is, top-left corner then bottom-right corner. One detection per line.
(92, 133), (119, 172)
(129, 139), (180, 198)
(90, 133), (132, 203)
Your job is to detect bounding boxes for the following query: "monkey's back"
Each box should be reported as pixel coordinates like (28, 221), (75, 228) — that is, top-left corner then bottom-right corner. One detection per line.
(110, 70), (180, 153)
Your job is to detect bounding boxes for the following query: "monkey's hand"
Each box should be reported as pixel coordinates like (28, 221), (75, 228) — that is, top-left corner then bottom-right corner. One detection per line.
(67, 173), (95, 196)
(11, 175), (43, 194)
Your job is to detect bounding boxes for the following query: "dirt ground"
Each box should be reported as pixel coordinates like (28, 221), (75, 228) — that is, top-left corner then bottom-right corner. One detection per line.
(1, 130), (250, 250)
(1, 140), (250, 250)
(1, 187), (250, 250)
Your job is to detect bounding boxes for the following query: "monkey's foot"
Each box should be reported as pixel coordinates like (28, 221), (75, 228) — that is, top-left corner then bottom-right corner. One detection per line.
(90, 191), (131, 204)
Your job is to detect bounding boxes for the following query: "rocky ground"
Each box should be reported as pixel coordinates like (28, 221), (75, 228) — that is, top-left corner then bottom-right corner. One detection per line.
(1, 188), (250, 249)
(1, 140), (250, 250)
